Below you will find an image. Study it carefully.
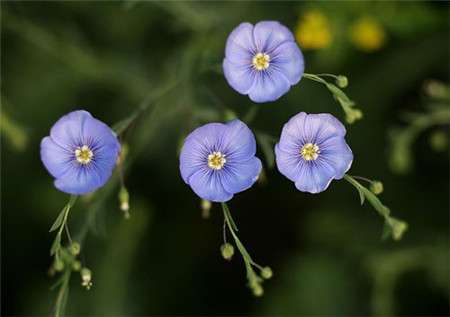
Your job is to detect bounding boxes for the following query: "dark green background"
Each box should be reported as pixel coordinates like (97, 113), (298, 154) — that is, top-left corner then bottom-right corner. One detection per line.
(2, 1), (449, 316)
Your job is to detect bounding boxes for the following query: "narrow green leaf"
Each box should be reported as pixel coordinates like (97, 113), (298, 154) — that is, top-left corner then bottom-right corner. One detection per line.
(50, 234), (61, 256)
(357, 187), (365, 205)
(49, 206), (68, 232)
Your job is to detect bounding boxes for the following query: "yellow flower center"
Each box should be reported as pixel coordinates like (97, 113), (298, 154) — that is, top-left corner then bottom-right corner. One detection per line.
(208, 151), (226, 170)
(252, 53), (270, 71)
(75, 145), (94, 165)
(300, 143), (320, 161)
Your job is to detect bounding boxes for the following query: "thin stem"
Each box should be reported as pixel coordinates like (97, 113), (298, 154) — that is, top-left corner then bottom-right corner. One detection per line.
(57, 195), (77, 243)
(222, 218), (227, 244)
(54, 269), (71, 317)
(64, 223), (73, 246)
(351, 175), (373, 184)
(343, 174), (407, 240)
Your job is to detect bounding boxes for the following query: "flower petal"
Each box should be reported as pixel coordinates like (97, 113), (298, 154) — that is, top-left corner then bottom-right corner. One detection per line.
(54, 164), (105, 195)
(40, 136), (73, 179)
(188, 168), (233, 202)
(253, 21), (295, 53)
(318, 136), (353, 179)
(179, 123), (227, 183)
(294, 160), (335, 194)
(274, 144), (303, 182)
(225, 22), (256, 63)
(222, 120), (257, 160)
(305, 113), (347, 143)
(221, 157), (262, 194)
(271, 41), (304, 85)
(223, 59), (255, 94)
(50, 110), (92, 148)
(248, 70), (290, 103)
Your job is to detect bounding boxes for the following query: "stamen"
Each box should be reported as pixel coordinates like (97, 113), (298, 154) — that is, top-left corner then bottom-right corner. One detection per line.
(208, 151), (226, 170)
(252, 53), (270, 71)
(300, 143), (320, 161)
(75, 145), (94, 165)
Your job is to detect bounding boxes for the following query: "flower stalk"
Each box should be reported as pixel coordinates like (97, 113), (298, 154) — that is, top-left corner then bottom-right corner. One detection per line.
(303, 73), (362, 124)
(344, 174), (408, 240)
(221, 203), (272, 296)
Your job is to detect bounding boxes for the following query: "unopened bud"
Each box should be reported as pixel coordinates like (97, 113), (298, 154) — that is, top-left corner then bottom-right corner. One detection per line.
(429, 130), (448, 152)
(69, 242), (81, 256)
(72, 260), (81, 271)
(201, 199), (212, 219)
(370, 181), (384, 195)
(336, 75), (348, 88)
(261, 266), (273, 279)
(54, 259), (64, 272)
(220, 243), (234, 261)
(81, 268), (93, 290)
(252, 284), (264, 297)
(119, 186), (130, 218)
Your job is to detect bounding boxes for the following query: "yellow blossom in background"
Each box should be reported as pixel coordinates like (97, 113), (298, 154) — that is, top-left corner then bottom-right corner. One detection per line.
(350, 17), (386, 52)
(295, 10), (332, 50)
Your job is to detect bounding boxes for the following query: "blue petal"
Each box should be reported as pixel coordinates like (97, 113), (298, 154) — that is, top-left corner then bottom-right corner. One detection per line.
(54, 164), (105, 195)
(248, 70), (290, 103)
(274, 143), (303, 182)
(179, 123), (227, 183)
(223, 59), (255, 95)
(271, 41), (304, 85)
(253, 21), (295, 53)
(222, 120), (256, 160)
(318, 136), (353, 179)
(188, 168), (233, 202)
(225, 22), (256, 63)
(306, 113), (347, 143)
(40, 136), (73, 179)
(294, 161), (335, 194)
(50, 110), (92, 148)
(221, 157), (262, 194)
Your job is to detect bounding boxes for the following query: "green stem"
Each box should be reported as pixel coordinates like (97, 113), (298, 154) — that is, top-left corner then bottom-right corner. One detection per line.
(54, 269), (71, 317)
(303, 73), (362, 124)
(57, 195), (77, 241)
(343, 174), (407, 240)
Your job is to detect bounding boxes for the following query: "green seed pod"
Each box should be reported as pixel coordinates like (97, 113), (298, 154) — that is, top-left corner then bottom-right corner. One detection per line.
(336, 75), (348, 88)
(370, 181), (384, 195)
(69, 242), (81, 256)
(220, 243), (234, 261)
(261, 266), (273, 279)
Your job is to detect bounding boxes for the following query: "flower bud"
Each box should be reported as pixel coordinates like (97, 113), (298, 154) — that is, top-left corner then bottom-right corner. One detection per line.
(261, 266), (273, 279)
(336, 75), (348, 88)
(53, 258), (64, 272)
(72, 260), (81, 271)
(69, 242), (81, 256)
(370, 181), (384, 195)
(252, 284), (264, 297)
(118, 186), (130, 218)
(201, 199), (212, 219)
(220, 243), (234, 261)
(81, 268), (93, 290)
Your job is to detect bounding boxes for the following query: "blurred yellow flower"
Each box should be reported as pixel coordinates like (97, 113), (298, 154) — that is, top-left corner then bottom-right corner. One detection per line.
(295, 10), (332, 50)
(350, 17), (386, 52)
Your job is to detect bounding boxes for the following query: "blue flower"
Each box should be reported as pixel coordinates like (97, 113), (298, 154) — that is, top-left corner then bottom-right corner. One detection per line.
(41, 110), (121, 195)
(275, 112), (353, 193)
(179, 120), (262, 202)
(223, 21), (304, 103)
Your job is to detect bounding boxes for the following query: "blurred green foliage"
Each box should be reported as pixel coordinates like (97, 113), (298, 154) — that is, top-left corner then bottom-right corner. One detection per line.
(2, 1), (449, 316)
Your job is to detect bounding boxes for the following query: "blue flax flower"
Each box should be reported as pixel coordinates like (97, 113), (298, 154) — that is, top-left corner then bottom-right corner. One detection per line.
(41, 110), (121, 195)
(223, 21), (304, 103)
(179, 120), (262, 202)
(275, 112), (353, 193)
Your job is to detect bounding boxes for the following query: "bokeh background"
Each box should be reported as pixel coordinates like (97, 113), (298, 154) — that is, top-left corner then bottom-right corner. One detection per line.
(2, 1), (449, 316)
